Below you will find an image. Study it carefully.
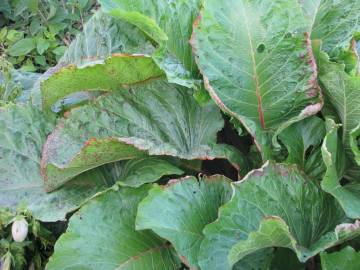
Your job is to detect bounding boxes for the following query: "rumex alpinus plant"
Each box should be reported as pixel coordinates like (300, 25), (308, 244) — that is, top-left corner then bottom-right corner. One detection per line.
(1, 0), (360, 269)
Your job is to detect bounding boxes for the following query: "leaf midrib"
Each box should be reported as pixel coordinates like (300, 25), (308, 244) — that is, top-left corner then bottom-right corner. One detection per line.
(115, 242), (172, 269)
(342, 76), (348, 145)
(241, 4), (266, 129)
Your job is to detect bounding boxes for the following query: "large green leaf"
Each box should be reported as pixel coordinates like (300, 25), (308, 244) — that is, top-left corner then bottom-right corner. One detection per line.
(278, 116), (325, 177)
(60, 11), (155, 67)
(30, 63), (68, 109)
(0, 104), (110, 221)
(46, 185), (181, 270)
(136, 175), (233, 268)
(101, 8), (168, 43)
(321, 246), (360, 270)
(192, 0), (321, 159)
(321, 118), (360, 218)
(99, 0), (202, 88)
(41, 55), (163, 111)
(30, 11), (157, 109)
(104, 157), (184, 187)
(317, 49), (360, 175)
(41, 80), (224, 191)
(199, 162), (359, 269)
(303, 0), (360, 56)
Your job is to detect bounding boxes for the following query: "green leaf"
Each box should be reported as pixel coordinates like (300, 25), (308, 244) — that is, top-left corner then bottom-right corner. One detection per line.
(304, 0), (360, 56)
(34, 55), (46, 67)
(105, 157), (184, 187)
(136, 175), (233, 268)
(107, 9), (168, 43)
(192, 0), (321, 159)
(335, 48), (359, 75)
(321, 118), (360, 218)
(99, 0), (202, 87)
(199, 162), (358, 269)
(60, 11), (155, 67)
(41, 80), (224, 191)
(228, 217), (297, 266)
(210, 144), (251, 176)
(27, 0), (39, 13)
(20, 59), (37, 72)
(34, 10), (157, 110)
(317, 49), (360, 174)
(0, 104), (110, 221)
(304, 147), (326, 180)
(78, 0), (90, 9)
(321, 246), (360, 270)
(46, 185), (181, 270)
(193, 84), (212, 106)
(29, 19), (42, 35)
(350, 123), (360, 166)
(278, 116), (325, 177)
(7, 38), (36, 56)
(279, 116), (325, 166)
(6, 29), (23, 43)
(41, 54), (163, 110)
(48, 22), (66, 34)
(52, 46), (66, 56)
(151, 46), (199, 89)
(36, 37), (50, 55)
(0, 27), (7, 41)
(0, 69), (40, 103)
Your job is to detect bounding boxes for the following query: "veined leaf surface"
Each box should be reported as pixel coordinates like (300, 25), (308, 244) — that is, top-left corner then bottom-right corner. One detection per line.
(192, 0), (321, 158)
(99, 0), (202, 87)
(199, 162), (358, 269)
(104, 157), (184, 187)
(41, 80), (224, 191)
(41, 55), (163, 111)
(279, 116), (326, 175)
(320, 246), (360, 270)
(0, 104), (110, 221)
(303, 0), (360, 56)
(0, 69), (40, 103)
(317, 50), (360, 176)
(60, 11), (155, 67)
(31, 11), (157, 109)
(321, 118), (360, 219)
(46, 185), (181, 270)
(136, 175), (233, 268)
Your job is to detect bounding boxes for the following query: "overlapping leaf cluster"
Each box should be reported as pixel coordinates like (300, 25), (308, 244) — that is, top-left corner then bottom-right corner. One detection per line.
(1, 0), (360, 269)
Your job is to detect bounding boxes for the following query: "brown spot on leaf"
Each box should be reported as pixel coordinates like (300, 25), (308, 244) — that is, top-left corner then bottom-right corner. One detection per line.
(84, 138), (98, 146)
